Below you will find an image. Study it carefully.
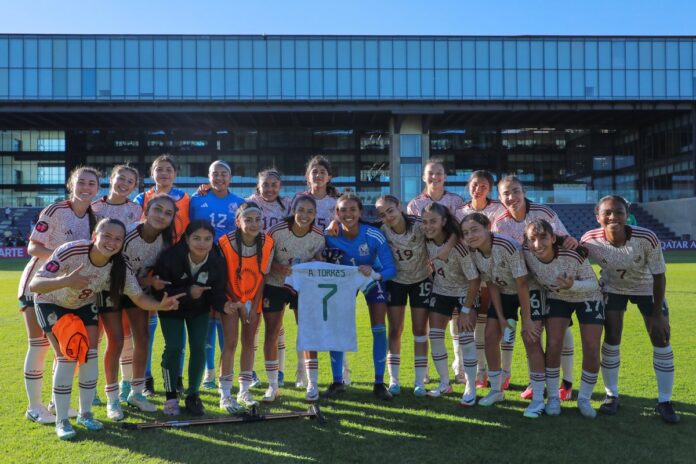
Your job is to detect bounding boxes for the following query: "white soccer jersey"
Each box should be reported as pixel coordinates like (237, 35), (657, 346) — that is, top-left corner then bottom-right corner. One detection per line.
(245, 193), (292, 232)
(18, 201), (92, 300)
(122, 223), (166, 280)
(381, 216), (431, 284)
(33, 240), (142, 309)
(523, 246), (602, 303)
(580, 226), (666, 296)
(291, 191), (337, 231)
(285, 262), (374, 352)
(426, 240), (478, 297)
(455, 199), (506, 223)
(267, 221), (325, 287)
(91, 196), (142, 226)
(493, 201), (569, 245)
(407, 191), (465, 217)
(471, 233), (529, 295)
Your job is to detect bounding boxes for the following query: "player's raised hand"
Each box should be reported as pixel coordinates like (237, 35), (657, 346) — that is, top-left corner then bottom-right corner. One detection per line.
(160, 291), (186, 311)
(63, 263), (90, 289)
(196, 183), (211, 196)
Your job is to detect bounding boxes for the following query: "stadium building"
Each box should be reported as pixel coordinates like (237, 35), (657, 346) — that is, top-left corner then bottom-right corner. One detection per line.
(0, 35), (695, 240)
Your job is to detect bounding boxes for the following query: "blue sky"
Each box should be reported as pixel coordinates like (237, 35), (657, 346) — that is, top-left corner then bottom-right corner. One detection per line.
(0, 0), (694, 36)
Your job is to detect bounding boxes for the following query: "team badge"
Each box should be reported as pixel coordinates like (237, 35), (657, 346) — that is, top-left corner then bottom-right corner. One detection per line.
(35, 221), (49, 233)
(45, 260), (60, 273)
(229, 203), (239, 214)
(359, 243), (370, 256)
(47, 312), (58, 325)
(197, 272), (208, 284)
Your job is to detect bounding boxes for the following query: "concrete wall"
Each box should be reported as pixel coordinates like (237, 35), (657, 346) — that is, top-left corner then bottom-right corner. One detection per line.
(640, 198), (696, 239)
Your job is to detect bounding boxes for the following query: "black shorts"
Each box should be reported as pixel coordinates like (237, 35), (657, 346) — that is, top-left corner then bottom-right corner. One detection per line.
(429, 293), (466, 317)
(487, 290), (544, 322)
(19, 294), (34, 310)
(262, 285), (297, 313)
(547, 299), (605, 325)
(604, 293), (669, 317)
(96, 290), (120, 313)
(386, 279), (432, 309)
(35, 302), (99, 334)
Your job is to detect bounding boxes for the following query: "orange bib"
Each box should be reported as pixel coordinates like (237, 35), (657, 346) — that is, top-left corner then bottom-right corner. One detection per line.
(219, 232), (274, 313)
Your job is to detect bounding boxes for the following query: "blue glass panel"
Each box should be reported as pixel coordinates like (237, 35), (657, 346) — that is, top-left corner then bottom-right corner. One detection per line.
(267, 40), (282, 68)
(666, 70), (678, 96)
(53, 40), (67, 67)
(125, 69), (138, 97)
(420, 40), (434, 68)
(68, 40), (81, 68)
(598, 70), (611, 97)
(407, 41), (420, 68)
(68, 69), (81, 97)
(296, 40), (309, 68)
(366, 69), (378, 97)
(475, 70), (488, 96)
(400, 134), (421, 157)
(168, 40), (181, 68)
(9, 69), (23, 96)
(490, 41), (502, 68)
(626, 70), (638, 96)
(9, 39), (23, 67)
(544, 70), (557, 96)
(154, 69), (167, 97)
(571, 70), (584, 97)
(182, 40), (196, 68)
(475, 41), (488, 68)
(652, 70), (665, 96)
(138, 40), (152, 68)
(81, 40), (95, 68)
(225, 69), (238, 97)
(351, 69), (365, 96)
(24, 69), (37, 97)
(196, 69), (209, 96)
(598, 41), (611, 69)
(421, 69), (434, 97)
(225, 40), (238, 68)
(96, 69), (109, 96)
(267, 69), (280, 97)
(365, 40), (378, 68)
(679, 41), (691, 69)
(503, 41), (516, 68)
(639, 41), (651, 69)
(407, 69), (420, 97)
(571, 41), (583, 68)
(24, 39), (38, 67)
(337, 69), (350, 97)
(337, 40), (350, 68)
(0, 69), (7, 96)
(238, 40), (252, 67)
(434, 41), (447, 68)
(558, 70), (571, 96)
(463, 69), (475, 96)
(490, 70), (503, 96)
(125, 40), (138, 68)
(504, 69), (516, 96)
(462, 41), (475, 68)
(558, 41), (570, 69)
(211, 69), (224, 96)
(448, 69), (462, 97)
(39, 69), (52, 97)
(296, 69), (309, 97)
(584, 41), (597, 68)
(281, 69), (294, 97)
(530, 41), (543, 69)
(281, 40), (293, 67)
(612, 70), (625, 97)
(252, 40), (265, 67)
(309, 69), (322, 96)
(652, 41), (665, 69)
(0, 39), (7, 67)
(639, 70), (652, 96)
(39, 40), (52, 68)
(137, 69), (152, 95)
(323, 69), (337, 96)
(448, 41), (461, 68)
(168, 69), (182, 97)
(666, 41), (678, 69)
(544, 41), (557, 68)
(81, 69), (95, 97)
(153, 40), (167, 68)
(612, 41), (625, 67)
(434, 69), (447, 96)
(394, 41), (406, 68)
(625, 41), (638, 68)
(239, 69), (252, 97)
(109, 69), (124, 96)
(679, 70), (692, 96)
(309, 40), (322, 68)
(531, 70), (544, 96)
(183, 69), (196, 97)
(211, 40), (224, 67)
(53, 69), (67, 96)
(394, 69), (407, 97)
(197, 40), (210, 68)
(379, 41), (392, 67)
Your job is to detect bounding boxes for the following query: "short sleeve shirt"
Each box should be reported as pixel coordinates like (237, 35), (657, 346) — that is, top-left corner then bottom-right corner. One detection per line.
(407, 191), (465, 217)
(493, 201), (569, 245)
(426, 240), (478, 297)
(246, 193), (292, 232)
(266, 221), (325, 287)
(91, 196), (142, 226)
(471, 233), (529, 295)
(380, 217), (431, 284)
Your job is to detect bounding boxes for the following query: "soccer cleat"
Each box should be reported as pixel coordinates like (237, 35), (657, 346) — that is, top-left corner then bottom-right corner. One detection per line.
(185, 394), (205, 416)
(423, 374), (431, 384)
(305, 385), (319, 402)
(25, 405), (56, 425)
(413, 386), (427, 397)
(388, 383), (401, 396)
(502, 374), (512, 390)
(373, 383), (393, 401)
(262, 387), (279, 403)
(55, 419), (77, 440)
(202, 379), (218, 390)
(577, 398), (597, 419)
(250, 371), (260, 388)
(426, 384), (453, 398)
(220, 396), (245, 415)
(127, 392), (157, 412)
(520, 384), (533, 400)
(545, 397), (562, 416)
(92, 394), (104, 406)
(119, 380), (131, 402)
(479, 390), (505, 407)
(47, 401), (78, 418)
(237, 390), (259, 408)
(656, 401), (680, 424)
(476, 372), (488, 389)
(559, 384), (573, 401)
(106, 400), (124, 421)
(459, 391), (477, 407)
(163, 398), (181, 416)
(523, 400), (545, 418)
(77, 412), (103, 431)
(278, 371), (285, 387)
(598, 395), (620, 416)
(143, 377), (156, 397)
(322, 382), (346, 399)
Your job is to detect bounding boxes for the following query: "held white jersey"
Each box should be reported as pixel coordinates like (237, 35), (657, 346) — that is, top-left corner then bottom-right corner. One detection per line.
(285, 262), (374, 352)
(407, 191), (465, 217)
(580, 226), (666, 296)
(245, 193), (292, 232)
(267, 221), (325, 287)
(471, 234), (529, 295)
(493, 201), (569, 245)
(426, 240), (478, 297)
(380, 217), (431, 284)
(33, 240), (142, 309)
(122, 223), (166, 280)
(455, 199), (506, 223)
(291, 192), (337, 231)
(91, 196), (142, 226)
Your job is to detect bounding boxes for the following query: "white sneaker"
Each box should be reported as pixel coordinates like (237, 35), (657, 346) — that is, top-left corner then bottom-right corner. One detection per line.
(26, 405), (56, 424)
(126, 392), (157, 412)
(305, 385), (319, 402)
(479, 390), (505, 407)
(47, 401), (78, 418)
(220, 396), (244, 414)
(523, 400), (545, 419)
(545, 397), (562, 416)
(106, 400), (124, 421)
(295, 365), (307, 388)
(459, 391), (477, 407)
(578, 398), (597, 419)
(237, 390), (258, 408)
(262, 386), (278, 403)
(426, 384), (453, 398)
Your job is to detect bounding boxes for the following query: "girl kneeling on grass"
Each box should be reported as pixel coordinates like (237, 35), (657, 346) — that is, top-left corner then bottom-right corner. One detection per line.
(29, 218), (183, 440)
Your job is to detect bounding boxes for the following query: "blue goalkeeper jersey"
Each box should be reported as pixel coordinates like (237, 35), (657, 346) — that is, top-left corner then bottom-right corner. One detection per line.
(324, 223), (397, 282)
(189, 191), (246, 242)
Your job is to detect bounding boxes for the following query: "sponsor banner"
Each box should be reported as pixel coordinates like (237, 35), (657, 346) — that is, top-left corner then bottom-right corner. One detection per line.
(0, 247), (28, 258)
(661, 240), (696, 251)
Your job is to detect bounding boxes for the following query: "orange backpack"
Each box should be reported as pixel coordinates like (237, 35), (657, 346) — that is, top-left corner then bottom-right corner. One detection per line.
(52, 313), (89, 364)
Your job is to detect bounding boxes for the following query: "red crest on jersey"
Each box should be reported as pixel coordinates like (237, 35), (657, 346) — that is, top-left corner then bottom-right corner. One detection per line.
(45, 260), (60, 273)
(35, 221), (49, 233)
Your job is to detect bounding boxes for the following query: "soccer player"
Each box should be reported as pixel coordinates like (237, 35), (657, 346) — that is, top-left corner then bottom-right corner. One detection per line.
(266, 195), (325, 402)
(153, 220), (228, 416)
(91, 164), (142, 225)
(323, 193), (397, 400)
(29, 218), (183, 440)
(581, 195), (678, 423)
(493, 175), (576, 400)
(217, 202), (275, 412)
(19, 166), (100, 425)
(421, 203), (480, 405)
(524, 219), (604, 418)
(460, 212), (545, 418)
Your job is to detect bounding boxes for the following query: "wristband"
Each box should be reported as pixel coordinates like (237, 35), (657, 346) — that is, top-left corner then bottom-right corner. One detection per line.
(460, 306), (471, 314)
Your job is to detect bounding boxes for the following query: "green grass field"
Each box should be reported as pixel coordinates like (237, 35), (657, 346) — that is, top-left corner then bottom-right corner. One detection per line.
(1, 253), (694, 463)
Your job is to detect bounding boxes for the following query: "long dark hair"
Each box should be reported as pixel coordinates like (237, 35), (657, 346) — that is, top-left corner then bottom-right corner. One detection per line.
(93, 218), (128, 305)
(423, 202), (462, 241)
(256, 168), (287, 211)
(375, 194), (416, 232)
(234, 202), (265, 280)
(67, 166), (99, 234)
(305, 155), (338, 198)
(286, 194), (317, 229)
(144, 194), (177, 248)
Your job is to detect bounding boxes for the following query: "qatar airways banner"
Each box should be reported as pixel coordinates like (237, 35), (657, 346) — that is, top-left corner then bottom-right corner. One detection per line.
(661, 240), (696, 251)
(0, 247), (28, 259)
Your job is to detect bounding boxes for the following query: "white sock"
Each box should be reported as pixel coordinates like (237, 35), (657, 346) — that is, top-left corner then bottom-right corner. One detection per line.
(488, 370), (502, 392)
(601, 342), (620, 397)
(105, 383), (119, 403)
(131, 377), (145, 396)
(78, 349), (99, 415)
(429, 328), (449, 387)
(414, 356), (428, 388)
(238, 371), (253, 394)
(277, 327), (286, 373)
(449, 319), (462, 374)
(24, 337), (50, 409)
(204, 368), (216, 382)
(305, 357), (318, 387)
(653, 345), (674, 403)
(561, 328), (574, 385)
(219, 373), (233, 398)
(501, 335), (515, 374)
(297, 350), (307, 379)
(459, 331), (477, 395)
(546, 367), (560, 399)
(265, 361), (279, 388)
(387, 353), (400, 386)
(530, 371), (546, 402)
(579, 369), (598, 401)
(475, 314), (487, 377)
(53, 357), (76, 422)
(119, 333), (133, 382)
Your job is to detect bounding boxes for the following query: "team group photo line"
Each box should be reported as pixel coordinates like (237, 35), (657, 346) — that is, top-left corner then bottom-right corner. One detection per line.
(14, 153), (678, 441)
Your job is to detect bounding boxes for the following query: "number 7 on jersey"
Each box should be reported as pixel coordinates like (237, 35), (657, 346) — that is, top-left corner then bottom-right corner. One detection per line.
(318, 283), (337, 321)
